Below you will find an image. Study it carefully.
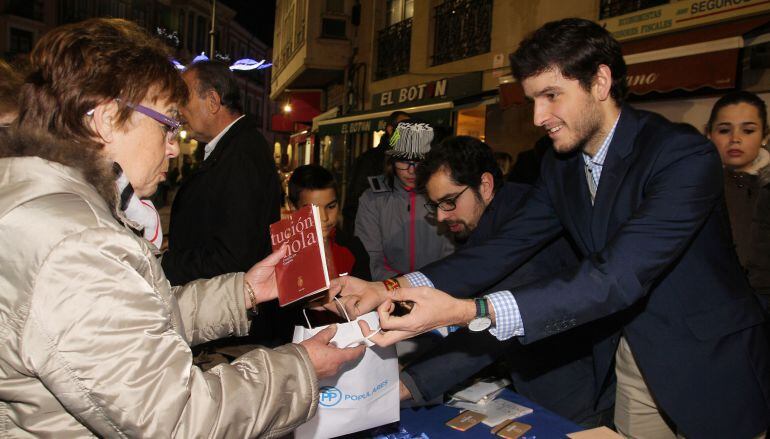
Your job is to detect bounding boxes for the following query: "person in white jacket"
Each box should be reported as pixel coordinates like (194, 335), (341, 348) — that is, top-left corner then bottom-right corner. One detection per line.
(355, 120), (455, 281)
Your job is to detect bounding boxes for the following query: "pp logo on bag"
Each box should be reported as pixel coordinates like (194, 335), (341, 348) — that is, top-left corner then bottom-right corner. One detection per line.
(319, 386), (342, 407)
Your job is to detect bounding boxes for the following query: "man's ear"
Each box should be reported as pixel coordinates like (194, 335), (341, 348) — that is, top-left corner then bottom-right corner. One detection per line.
(90, 100), (120, 144)
(205, 89), (222, 114)
(480, 172), (495, 203)
(593, 64), (613, 102)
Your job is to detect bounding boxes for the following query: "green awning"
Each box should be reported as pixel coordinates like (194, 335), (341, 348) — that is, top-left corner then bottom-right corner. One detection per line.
(315, 102), (453, 136)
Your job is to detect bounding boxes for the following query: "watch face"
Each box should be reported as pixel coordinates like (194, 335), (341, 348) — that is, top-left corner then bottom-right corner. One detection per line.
(468, 317), (492, 332)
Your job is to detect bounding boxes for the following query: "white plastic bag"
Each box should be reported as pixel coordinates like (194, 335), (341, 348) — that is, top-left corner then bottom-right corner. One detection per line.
(293, 307), (399, 439)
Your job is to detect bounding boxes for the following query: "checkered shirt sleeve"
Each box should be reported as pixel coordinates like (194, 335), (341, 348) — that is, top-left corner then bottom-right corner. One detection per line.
(486, 291), (525, 340)
(404, 271), (434, 288)
(405, 272), (523, 340)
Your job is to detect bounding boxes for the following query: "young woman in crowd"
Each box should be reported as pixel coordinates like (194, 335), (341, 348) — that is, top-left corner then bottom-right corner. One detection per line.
(0, 18), (361, 437)
(354, 121), (455, 281)
(288, 164), (371, 280)
(707, 90), (770, 305)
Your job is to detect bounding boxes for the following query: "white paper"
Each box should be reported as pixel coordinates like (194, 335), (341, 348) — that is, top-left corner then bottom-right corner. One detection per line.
(479, 399), (533, 426)
(446, 398), (533, 427)
(451, 377), (511, 403)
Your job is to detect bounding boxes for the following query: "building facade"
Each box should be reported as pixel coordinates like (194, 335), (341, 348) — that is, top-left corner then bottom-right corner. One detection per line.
(0, 0), (278, 161)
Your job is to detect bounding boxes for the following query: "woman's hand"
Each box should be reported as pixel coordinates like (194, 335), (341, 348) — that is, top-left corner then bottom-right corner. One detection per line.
(243, 245), (288, 308)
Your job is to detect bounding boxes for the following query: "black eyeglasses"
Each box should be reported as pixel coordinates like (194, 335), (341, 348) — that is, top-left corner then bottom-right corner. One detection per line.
(425, 186), (470, 214)
(394, 160), (419, 171)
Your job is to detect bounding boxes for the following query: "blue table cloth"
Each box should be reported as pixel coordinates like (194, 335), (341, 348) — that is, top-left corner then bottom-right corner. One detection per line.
(395, 389), (583, 438)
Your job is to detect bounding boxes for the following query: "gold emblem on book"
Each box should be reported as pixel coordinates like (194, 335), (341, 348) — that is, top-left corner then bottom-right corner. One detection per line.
(297, 276), (304, 288)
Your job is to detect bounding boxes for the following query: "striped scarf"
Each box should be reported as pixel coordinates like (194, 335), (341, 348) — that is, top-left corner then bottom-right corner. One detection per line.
(114, 163), (163, 249)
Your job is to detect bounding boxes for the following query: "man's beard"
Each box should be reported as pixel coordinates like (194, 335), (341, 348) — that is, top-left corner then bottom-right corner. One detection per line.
(446, 220), (473, 242)
(445, 193), (487, 242)
(558, 96), (604, 154)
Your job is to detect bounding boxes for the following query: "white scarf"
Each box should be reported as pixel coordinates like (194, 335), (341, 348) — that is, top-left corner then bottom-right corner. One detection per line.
(114, 164), (163, 249)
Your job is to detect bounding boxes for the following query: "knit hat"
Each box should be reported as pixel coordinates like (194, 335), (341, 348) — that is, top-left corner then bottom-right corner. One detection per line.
(387, 121), (435, 160)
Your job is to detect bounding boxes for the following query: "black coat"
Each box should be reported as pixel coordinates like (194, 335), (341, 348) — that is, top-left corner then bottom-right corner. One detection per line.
(402, 183), (614, 424)
(162, 116), (281, 284)
(162, 116), (288, 344)
(421, 107), (770, 438)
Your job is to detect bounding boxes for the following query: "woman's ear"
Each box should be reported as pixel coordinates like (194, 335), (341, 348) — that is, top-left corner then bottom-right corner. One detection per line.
(90, 100), (120, 144)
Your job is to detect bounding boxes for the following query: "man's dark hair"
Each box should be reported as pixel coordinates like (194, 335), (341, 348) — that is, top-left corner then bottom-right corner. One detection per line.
(509, 18), (628, 105)
(186, 60), (243, 113)
(706, 90), (768, 135)
(416, 135), (503, 195)
(288, 164), (337, 207)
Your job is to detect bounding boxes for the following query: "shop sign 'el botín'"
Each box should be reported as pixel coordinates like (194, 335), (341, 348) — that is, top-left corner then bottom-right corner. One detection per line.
(600, 0), (770, 42)
(372, 72), (482, 110)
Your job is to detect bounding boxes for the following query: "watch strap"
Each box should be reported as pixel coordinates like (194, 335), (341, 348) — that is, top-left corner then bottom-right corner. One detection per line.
(475, 298), (488, 318)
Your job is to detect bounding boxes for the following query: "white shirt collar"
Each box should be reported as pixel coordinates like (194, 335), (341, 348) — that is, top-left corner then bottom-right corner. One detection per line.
(203, 115), (244, 160)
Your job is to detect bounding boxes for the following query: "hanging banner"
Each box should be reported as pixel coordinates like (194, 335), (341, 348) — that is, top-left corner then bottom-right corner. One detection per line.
(600, 0), (770, 41)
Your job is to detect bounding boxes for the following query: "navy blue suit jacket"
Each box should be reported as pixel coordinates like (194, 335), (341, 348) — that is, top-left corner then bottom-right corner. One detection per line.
(404, 183), (615, 424)
(421, 107), (770, 438)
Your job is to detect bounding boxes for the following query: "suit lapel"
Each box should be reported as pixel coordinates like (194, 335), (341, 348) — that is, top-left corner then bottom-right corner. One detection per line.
(561, 152), (595, 252)
(590, 107), (639, 249)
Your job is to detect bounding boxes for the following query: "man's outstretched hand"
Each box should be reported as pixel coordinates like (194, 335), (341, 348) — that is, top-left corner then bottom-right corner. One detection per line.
(357, 287), (476, 347)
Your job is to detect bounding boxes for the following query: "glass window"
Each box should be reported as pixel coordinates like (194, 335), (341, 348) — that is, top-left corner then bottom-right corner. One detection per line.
(386, 0), (413, 26)
(322, 18), (346, 39)
(9, 27), (34, 54)
(178, 9), (185, 34)
(404, 0), (414, 19)
(327, 0), (345, 13)
(187, 13), (195, 51)
(196, 15), (206, 53)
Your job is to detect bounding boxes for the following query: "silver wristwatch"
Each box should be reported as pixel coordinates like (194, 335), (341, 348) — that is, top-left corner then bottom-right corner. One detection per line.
(468, 298), (492, 332)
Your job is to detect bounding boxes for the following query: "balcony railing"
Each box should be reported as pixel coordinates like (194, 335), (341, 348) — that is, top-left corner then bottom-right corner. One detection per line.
(376, 18), (412, 80)
(599, 0), (670, 19)
(432, 0), (492, 66)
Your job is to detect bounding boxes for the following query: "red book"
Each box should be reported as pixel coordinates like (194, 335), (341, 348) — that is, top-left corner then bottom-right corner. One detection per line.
(270, 205), (332, 306)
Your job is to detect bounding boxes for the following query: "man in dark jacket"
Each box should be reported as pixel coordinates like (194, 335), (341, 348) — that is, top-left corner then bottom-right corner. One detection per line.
(162, 61), (286, 344)
(399, 136), (614, 426)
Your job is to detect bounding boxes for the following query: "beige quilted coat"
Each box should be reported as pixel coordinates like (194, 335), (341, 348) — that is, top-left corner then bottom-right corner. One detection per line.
(0, 131), (318, 438)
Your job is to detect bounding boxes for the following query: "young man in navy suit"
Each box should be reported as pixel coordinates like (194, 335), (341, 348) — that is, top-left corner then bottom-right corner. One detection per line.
(333, 18), (769, 438)
(397, 136), (615, 427)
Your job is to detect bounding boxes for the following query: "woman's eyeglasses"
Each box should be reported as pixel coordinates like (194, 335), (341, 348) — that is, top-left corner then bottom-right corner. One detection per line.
(122, 102), (182, 143)
(87, 100), (182, 143)
(424, 186), (470, 214)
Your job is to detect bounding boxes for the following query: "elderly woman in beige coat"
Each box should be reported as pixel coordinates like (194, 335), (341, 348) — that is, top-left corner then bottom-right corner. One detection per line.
(0, 18), (362, 438)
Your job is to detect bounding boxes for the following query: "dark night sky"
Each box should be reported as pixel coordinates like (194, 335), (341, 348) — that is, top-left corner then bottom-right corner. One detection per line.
(219, 0), (276, 47)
